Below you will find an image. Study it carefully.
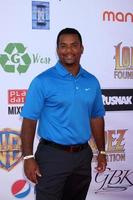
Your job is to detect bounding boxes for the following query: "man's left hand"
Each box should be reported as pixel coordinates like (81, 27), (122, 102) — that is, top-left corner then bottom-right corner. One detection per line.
(95, 153), (107, 173)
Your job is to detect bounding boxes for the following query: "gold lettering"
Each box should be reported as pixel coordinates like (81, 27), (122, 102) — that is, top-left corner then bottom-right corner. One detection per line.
(115, 42), (122, 70)
(107, 130), (116, 152)
(122, 47), (130, 68)
(115, 129), (127, 152)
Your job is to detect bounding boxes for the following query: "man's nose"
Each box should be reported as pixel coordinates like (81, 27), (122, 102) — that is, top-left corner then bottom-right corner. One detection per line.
(65, 46), (73, 53)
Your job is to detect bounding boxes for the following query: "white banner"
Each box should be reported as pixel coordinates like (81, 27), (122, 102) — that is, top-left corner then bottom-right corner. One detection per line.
(0, 0), (133, 199)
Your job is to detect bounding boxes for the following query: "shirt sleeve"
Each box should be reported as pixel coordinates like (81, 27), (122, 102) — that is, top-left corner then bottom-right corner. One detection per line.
(20, 77), (46, 120)
(91, 81), (105, 118)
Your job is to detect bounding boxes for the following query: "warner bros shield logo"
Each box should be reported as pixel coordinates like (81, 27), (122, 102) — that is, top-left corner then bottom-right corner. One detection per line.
(0, 129), (22, 171)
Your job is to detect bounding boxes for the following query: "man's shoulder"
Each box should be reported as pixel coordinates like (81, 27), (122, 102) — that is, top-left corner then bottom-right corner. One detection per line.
(37, 66), (56, 78)
(30, 66), (56, 87)
(82, 68), (98, 82)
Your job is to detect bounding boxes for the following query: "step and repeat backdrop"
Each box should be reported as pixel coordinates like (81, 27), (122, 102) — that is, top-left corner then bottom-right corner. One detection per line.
(0, 0), (133, 199)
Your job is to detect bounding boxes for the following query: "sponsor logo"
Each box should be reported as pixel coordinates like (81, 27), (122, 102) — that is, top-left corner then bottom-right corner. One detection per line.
(0, 43), (51, 73)
(95, 168), (133, 193)
(114, 42), (133, 79)
(89, 129), (127, 163)
(8, 106), (23, 115)
(32, 1), (50, 30)
(11, 179), (31, 198)
(102, 89), (133, 111)
(103, 11), (133, 23)
(8, 89), (27, 104)
(0, 129), (22, 171)
(8, 89), (27, 115)
(0, 43), (31, 73)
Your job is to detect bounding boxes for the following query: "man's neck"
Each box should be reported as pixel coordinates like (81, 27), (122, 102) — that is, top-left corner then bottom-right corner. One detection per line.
(62, 63), (80, 76)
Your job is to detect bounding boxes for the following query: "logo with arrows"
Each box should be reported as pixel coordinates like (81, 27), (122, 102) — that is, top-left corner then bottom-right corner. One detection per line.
(0, 43), (31, 73)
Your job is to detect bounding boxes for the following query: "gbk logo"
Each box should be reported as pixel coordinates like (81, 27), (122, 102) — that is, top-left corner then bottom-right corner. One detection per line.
(0, 43), (31, 73)
(95, 168), (133, 193)
(0, 129), (22, 171)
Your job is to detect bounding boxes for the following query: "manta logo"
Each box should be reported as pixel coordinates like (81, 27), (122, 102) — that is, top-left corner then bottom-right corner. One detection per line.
(102, 89), (133, 111)
(11, 179), (31, 198)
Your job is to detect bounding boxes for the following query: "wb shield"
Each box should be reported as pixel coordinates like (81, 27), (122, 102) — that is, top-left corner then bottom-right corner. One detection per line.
(0, 129), (22, 171)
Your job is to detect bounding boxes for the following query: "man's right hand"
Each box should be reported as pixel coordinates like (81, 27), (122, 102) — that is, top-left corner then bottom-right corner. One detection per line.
(24, 159), (42, 184)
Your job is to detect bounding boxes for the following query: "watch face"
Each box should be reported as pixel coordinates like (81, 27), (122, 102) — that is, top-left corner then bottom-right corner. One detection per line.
(37, 5), (46, 25)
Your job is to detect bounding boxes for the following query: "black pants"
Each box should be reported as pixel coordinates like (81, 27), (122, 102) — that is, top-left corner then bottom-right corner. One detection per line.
(35, 141), (93, 200)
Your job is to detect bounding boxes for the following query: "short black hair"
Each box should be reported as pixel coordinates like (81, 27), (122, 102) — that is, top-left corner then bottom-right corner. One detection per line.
(57, 28), (82, 47)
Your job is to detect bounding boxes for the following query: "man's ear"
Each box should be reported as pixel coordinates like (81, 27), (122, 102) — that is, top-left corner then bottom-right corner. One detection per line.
(56, 47), (59, 55)
(81, 45), (84, 54)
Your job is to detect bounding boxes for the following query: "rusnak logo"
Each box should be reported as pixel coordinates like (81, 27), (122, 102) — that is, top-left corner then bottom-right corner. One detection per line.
(8, 89), (27, 115)
(114, 42), (133, 79)
(0, 129), (22, 171)
(102, 89), (133, 111)
(103, 11), (133, 23)
(0, 43), (51, 73)
(95, 167), (133, 193)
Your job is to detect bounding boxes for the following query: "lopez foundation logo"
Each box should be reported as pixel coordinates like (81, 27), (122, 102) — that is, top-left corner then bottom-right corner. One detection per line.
(103, 10), (133, 23)
(8, 89), (27, 115)
(114, 42), (133, 79)
(90, 129), (127, 163)
(0, 129), (22, 171)
(0, 43), (51, 73)
(102, 89), (133, 111)
(95, 167), (133, 193)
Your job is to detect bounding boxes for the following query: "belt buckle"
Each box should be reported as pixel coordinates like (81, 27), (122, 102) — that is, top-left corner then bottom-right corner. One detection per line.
(77, 146), (82, 152)
(70, 146), (75, 152)
(69, 145), (82, 152)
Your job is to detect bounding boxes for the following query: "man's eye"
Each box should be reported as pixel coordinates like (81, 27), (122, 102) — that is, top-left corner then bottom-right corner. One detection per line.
(73, 45), (77, 48)
(60, 45), (66, 48)
(72, 43), (79, 47)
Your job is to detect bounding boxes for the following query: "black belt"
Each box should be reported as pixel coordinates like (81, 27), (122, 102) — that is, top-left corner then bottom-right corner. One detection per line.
(40, 139), (88, 152)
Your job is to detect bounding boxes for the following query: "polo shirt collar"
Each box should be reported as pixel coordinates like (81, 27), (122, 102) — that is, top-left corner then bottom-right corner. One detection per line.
(55, 61), (86, 77)
(55, 61), (70, 76)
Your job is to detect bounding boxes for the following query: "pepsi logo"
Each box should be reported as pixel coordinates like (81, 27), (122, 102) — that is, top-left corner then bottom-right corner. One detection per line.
(11, 179), (31, 198)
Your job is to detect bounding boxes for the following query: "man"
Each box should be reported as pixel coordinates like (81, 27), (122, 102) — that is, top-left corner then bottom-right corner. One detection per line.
(21, 28), (107, 200)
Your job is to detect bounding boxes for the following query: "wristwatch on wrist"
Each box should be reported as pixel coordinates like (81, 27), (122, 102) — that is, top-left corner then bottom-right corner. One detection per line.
(23, 155), (34, 160)
(99, 150), (106, 155)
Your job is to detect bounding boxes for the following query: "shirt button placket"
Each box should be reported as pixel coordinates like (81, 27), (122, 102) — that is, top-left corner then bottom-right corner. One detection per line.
(74, 78), (79, 94)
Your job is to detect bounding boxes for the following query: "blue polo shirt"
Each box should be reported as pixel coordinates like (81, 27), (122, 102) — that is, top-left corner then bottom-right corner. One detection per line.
(21, 61), (105, 145)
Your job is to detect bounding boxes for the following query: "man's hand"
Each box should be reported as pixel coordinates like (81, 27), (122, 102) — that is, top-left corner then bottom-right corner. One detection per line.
(24, 159), (42, 183)
(95, 153), (107, 173)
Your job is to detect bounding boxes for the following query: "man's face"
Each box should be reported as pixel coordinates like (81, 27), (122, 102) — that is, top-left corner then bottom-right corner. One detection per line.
(57, 34), (84, 67)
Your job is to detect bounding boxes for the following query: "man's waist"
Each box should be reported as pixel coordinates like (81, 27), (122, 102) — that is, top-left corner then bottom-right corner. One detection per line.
(40, 138), (88, 152)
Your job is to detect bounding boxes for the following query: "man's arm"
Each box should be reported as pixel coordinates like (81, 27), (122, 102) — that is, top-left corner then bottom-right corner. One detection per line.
(21, 118), (41, 183)
(90, 117), (107, 173)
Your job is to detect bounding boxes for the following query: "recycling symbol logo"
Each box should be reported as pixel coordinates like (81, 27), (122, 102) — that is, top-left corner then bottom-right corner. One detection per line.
(0, 43), (31, 73)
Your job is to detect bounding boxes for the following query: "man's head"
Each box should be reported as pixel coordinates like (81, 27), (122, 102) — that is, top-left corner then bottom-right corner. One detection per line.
(57, 28), (82, 47)
(56, 28), (84, 68)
